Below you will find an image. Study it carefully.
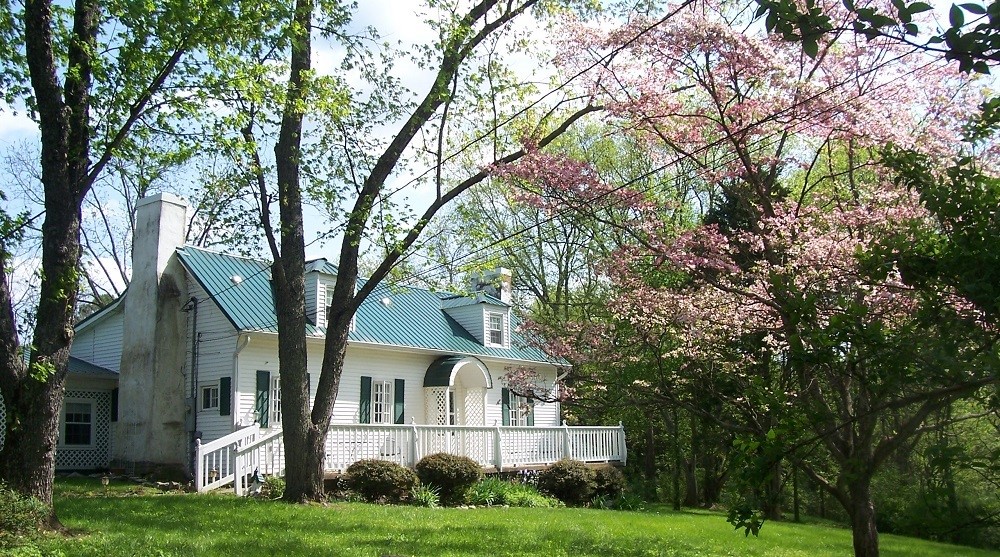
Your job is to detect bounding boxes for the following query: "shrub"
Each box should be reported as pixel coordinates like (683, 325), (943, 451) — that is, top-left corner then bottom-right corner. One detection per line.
(260, 476), (285, 499)
(344, 459), (418, 503)
(0, 482), (48, 548)
(414, 453), (482, 505)
(537, 459), (596, 506)
(593, 465), (627, 498)
(466, 477), (563, 508)
(467, 477), (505, 506)
(410, 484), (440, 508)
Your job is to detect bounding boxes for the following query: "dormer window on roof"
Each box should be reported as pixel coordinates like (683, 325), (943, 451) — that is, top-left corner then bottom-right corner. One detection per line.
(488, 311), (504, 346)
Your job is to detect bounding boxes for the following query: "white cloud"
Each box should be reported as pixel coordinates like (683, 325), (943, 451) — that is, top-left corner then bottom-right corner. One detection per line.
(0, 110), (40, 152)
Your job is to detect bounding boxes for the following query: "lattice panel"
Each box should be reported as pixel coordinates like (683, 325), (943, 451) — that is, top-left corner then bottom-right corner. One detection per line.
(464, 388), (486, 426)
(56, 390), (112, 470)
(424, 387), (449, 425)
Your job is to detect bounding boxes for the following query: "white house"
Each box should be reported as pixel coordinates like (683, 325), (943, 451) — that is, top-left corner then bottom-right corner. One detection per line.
(1, 194), (625, 490)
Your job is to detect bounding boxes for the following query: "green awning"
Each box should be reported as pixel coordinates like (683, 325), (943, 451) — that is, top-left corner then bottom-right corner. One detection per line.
(424, 355), (492, 388)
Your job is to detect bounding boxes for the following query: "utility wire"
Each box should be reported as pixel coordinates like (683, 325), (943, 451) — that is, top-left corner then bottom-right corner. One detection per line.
(214, 44), (943, 338)
(391, 46), (939, 287)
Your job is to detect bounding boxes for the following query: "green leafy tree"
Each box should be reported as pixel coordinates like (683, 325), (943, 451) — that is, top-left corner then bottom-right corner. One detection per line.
(233, 0), (604, 502)
(0, 0), (279, 524)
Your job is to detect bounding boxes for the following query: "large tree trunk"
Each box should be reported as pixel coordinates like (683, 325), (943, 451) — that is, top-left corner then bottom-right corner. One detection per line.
(683, 416), (699, 507)
(702, 453), (727, 508)
(848, 477), (879, 557)
(643, 422), (657, 495)
(272, 0), (318, 503)
(761, 460), (783, 520)
(0, 0), (95, 526)
(0, 372), (65, 513)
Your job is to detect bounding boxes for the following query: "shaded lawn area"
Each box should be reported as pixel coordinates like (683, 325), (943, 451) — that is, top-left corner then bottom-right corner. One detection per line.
(35, 479), (1000, 557)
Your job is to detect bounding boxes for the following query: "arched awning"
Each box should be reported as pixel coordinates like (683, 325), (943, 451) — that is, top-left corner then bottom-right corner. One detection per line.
(424, 355), (493, 389)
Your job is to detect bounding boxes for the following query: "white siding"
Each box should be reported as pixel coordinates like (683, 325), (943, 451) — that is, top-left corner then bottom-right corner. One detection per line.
(305, 272), (319, 326)
(334, 346), (437, 424)
(233, 335), (281, 430)
(481, 360), (560, 427)
(219, 337), (562, 445)
(483, 309), (510, 349)
(189, 280), (242, 441)
(71, 305), (124, 372)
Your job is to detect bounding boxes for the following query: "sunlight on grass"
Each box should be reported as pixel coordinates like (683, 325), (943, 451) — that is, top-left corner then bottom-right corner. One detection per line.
(30, 479), (1000, 557)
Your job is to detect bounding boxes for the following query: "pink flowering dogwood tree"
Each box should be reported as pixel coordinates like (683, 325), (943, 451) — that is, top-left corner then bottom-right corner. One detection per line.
(494, 4), (995, 556)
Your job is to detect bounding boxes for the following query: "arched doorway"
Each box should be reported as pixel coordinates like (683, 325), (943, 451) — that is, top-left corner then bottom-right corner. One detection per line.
(423, 356), (492, 426)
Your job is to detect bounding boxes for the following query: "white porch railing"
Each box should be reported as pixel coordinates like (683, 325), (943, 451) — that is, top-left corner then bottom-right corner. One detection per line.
(194, 425), (262, 492)
(197, 422), (626, 493)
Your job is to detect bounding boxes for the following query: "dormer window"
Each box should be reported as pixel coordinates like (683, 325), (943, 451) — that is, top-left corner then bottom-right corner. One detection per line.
(487, 311), (504, 347)
(324, 284), (356, 332)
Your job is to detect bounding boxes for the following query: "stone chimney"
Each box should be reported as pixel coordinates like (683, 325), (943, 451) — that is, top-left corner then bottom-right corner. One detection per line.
(469, 268), (513, 304)
(114, 193), (189, 476)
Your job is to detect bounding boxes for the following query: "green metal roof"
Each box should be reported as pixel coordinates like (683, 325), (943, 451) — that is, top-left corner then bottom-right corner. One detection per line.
(424, 355), (493, 388)
(176, 246), (560, 365)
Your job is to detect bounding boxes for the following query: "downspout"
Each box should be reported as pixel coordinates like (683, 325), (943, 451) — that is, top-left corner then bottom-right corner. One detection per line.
(186, 296), (199, 476)
(232, 334), (250, 429)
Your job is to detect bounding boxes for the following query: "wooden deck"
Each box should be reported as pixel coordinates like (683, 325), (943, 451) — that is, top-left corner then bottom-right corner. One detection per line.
(195, 423), (627, 493)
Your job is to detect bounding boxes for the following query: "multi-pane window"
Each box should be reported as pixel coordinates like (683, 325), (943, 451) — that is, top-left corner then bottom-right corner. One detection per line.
(372, 380), (393, 424)
(63, 402), (93, 446)
(508, 393), (530, 427)
(201, 385), (219, 411)
(270, 376), (282, 424)
(324, 285), (334, 327)
(325, 284), (355, 331)
(488, 312), (504, 346)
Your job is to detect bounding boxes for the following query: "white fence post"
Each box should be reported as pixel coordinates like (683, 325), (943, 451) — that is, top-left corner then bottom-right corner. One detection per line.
(493, 423), (503, 471)
(194, 439), (203, 492)
(618, 421), (627, 465)
(410, 419), (418, 467)
(234, 448), (243, 496)
(562, 421), (572, 460)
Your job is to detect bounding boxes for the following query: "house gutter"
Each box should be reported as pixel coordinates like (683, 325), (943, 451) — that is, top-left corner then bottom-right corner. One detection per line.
(186, 296), (199, 476)
(232, 333), (250, 429)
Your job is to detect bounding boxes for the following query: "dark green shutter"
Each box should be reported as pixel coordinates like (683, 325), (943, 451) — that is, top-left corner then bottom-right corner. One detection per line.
(220, 377), (231, 416)
(526, 399), (534, 427)
(110, 388), (119, 422)
(359, 376), (372, 424)
(393, 379), (405, 424)
(501, 388), (510, 426)
(256, 370), (270, 427)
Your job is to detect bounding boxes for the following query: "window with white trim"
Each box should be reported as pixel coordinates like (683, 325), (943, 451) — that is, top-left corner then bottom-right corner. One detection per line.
(270, 376), (282, 424)
(372, 380), (393, 424)
(63, 401), (93, 446)
(487, 311), (504, 346)
(325, 284), (356, 331)
(201, 384), (219, 411)
(324, 285), (334, 328)
(508, 393), (531, 426)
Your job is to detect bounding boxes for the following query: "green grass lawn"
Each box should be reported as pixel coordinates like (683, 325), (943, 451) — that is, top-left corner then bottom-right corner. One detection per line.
(27, 479), (1000, 557)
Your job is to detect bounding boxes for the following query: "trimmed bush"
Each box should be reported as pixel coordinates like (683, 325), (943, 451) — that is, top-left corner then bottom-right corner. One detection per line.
(537, 459), (596, 506)
(0, 482), (48, 548)
(593, 465), (627, 498)
(414, 453), (482, 505)
(344, 459), (418, 503)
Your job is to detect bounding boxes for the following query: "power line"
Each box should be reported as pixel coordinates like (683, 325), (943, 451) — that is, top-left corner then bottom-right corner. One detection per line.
(197, 41), (952, 337)
(391, 46), (940, 287)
